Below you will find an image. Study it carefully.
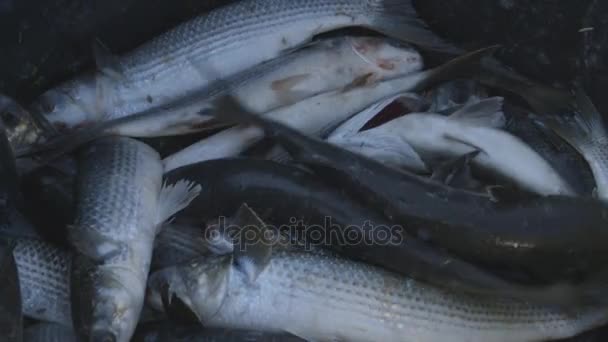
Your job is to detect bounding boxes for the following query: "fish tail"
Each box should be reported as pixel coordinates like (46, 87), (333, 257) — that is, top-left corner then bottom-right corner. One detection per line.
(476, 58), (575, 114)
(368, 0), (464, 54)
(540, 87), (606, 155)
(156, 180), (202, 226)
(414, 45), (501, 92)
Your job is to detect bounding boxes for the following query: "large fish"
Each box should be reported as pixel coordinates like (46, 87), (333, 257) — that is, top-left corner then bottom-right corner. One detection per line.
(163, 47), (492, 171)
(20, 36), (424, 159)
(26, 0), (456, 138)
(147, 210), (608, 342)
(164, 158), (532, 298)
(209, 95), (608, 301)
(69, 137), (200, 342)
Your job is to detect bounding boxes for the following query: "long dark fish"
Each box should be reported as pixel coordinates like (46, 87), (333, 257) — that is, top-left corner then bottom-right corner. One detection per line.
(212, 95), (608, 303)
(0, 241), (22, 342)
(165, 158), (577, 302)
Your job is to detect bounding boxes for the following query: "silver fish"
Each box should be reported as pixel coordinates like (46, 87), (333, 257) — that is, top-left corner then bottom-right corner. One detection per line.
(540, 88), (608, 201)
(148, 239), (608, 342)
(13, 238), (72, 326)
(351, 98), (576, 196)
(70, 137), (200, 342)
(21, 36), (424, 160)
(12, 226), (207, 328)
(163, 47), (489, 172)
(24, 323), (76, 342)
(28, 0), (455, 135)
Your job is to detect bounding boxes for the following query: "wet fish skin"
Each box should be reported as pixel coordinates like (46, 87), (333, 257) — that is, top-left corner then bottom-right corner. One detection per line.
(148, 247), (608, 342)
(22, 36), (424, 162)
(538, 88), (608, 201)
(503, 103), (595, 196)
(11, 229), (209, 327)
(365, 110), (575, 196)
(69, 137), (200, 342)
(24, 323), (76, 342)
(212, 95), (608, 300)
(12, 238), (71, 326)
(29, 0), (454, 134)
(164, 158), (549, 300)
(163, 46), (490, 171)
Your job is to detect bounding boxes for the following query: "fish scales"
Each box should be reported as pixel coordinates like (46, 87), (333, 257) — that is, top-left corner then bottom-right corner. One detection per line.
(13, 239), (71, 325)
(202, 250), (608, 342)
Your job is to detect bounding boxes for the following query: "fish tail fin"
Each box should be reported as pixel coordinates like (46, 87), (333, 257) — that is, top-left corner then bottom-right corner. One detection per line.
(414, 45), (501, 92)
(156, 180), (202, 225)
(448, 96), (506, 128)
(476, 58), (574, 114)
(540, 87), (606, 155)
(368, 0), (463, 54)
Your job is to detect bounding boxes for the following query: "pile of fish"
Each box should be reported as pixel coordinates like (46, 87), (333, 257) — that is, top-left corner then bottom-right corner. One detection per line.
(2, 0), (608, 341)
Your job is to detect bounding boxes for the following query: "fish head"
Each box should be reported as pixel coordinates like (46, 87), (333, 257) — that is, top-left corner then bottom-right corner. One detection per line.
(71, 252), (146, 342)
(348, 36), (423, 77)
(147, 254), (232, 323)
(29, 74), (102, 133)
(0, 94), (48, 153)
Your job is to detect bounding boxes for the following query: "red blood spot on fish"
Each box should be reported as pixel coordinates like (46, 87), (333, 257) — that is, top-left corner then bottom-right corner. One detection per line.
(376, 58), (395, 70)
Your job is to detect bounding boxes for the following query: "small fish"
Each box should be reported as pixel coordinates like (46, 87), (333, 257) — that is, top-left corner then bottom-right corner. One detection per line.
(539, 88), (608, 201)
(147, 212), (608, 342)
(209, 93), (608, 302)
(163, 46), (493, 172)
(69, 137), (201, 342)
(0, 241), (22, 342)
(21, 36), (424, 161)
(24, 323), (76, 342)
(357, 98), (575, 196)
(25, 0), (457, 143)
